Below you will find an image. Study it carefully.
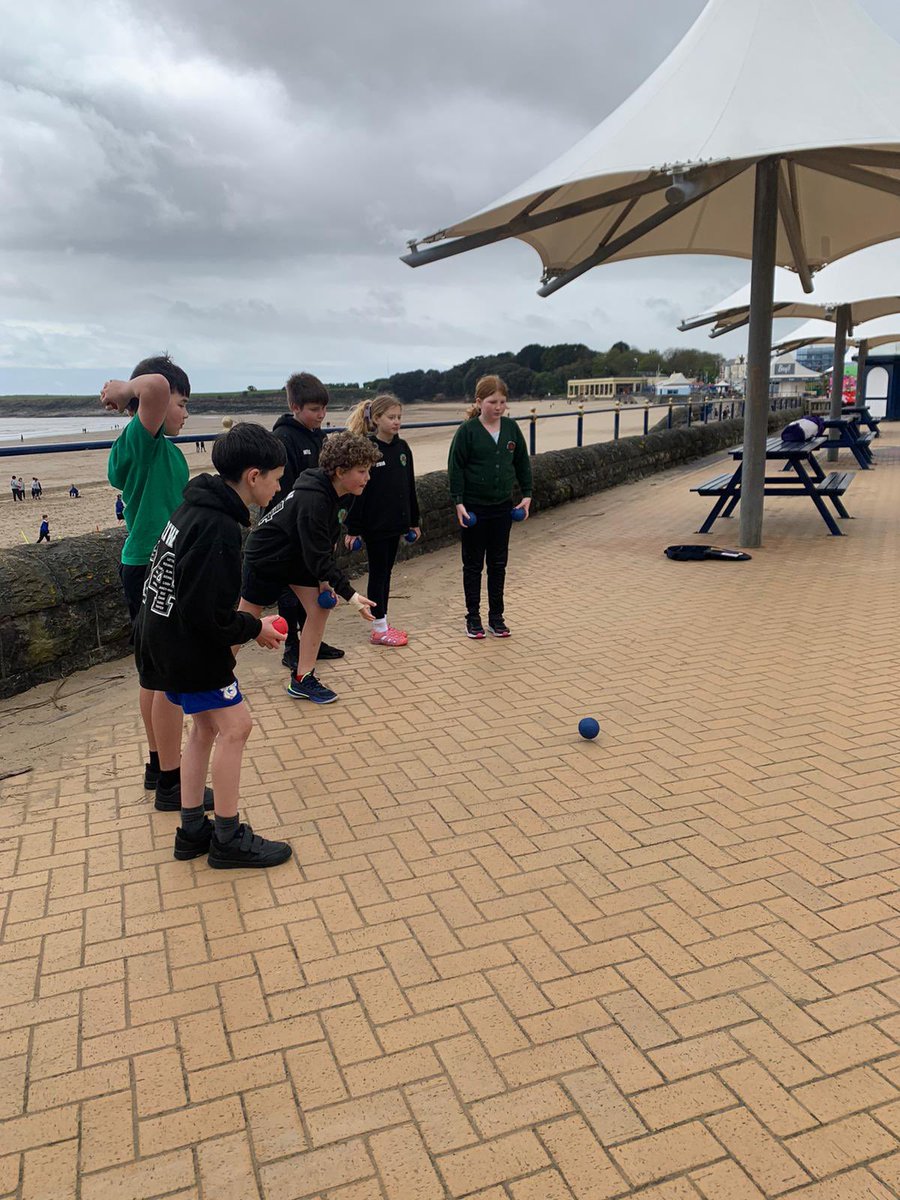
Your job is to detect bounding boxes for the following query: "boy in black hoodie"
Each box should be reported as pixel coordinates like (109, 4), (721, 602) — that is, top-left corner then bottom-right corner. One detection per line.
(135, 423), (293, 869)
(240, 431), (380, 704)
(269, 372), (344, 671)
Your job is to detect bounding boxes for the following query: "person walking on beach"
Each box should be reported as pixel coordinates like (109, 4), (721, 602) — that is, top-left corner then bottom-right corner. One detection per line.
(16, 477), (25, 501)
(115, 494), (125, 522)
(69, 484), (80, 498)
(10, 475), (19, 502)
(37, 515), (50, 543)
(31, 477), (42, 500)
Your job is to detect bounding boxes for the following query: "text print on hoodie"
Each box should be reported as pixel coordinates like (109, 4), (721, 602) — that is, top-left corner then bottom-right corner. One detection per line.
(136, 474), (262, 694)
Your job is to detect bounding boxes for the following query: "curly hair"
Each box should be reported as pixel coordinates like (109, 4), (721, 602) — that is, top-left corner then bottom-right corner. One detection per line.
(319, 430), (382, 475)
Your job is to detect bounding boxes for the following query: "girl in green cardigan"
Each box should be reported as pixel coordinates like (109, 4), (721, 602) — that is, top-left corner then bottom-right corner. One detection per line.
(447, 375), (532, 639)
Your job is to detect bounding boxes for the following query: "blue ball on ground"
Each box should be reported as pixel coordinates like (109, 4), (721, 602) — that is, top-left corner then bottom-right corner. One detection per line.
(463, 513), (477, 527)
(350, 536), (362, 551)
(404, 529), (418, 543)
(511, 506), (526, 521)
(578, 717), (600, 740)
(317, 590), (338, 609)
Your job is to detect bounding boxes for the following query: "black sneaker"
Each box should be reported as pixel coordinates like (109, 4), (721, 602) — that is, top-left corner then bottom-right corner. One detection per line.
(317, 642), (345, 660)
(208, 823), (293, 869)
(488, 617), (511, 638)
(286, 671), (338, 704)
(174, 818), (214, 861)
(144, 762), (160, 789)
(155, 783), (215, 813)
(466, 616), (486, 640)
(281, 649), (299, 672)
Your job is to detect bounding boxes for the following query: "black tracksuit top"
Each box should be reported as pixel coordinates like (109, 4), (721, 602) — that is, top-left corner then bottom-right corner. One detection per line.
(243, 468), (356, 601)
(135, 474), (262, 693)
(345, 436), (419, 539)
(268, 414), (327, 509)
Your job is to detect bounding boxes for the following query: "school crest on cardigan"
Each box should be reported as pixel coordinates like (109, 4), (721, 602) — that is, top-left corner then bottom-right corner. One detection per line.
(506, 441), (516, 452)
(400, 453), (408, 466)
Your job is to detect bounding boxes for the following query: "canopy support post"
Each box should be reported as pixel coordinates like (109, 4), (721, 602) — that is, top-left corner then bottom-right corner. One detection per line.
(828, 304), (850, 462)
(856, 337), (870, 407)
(740, 158), (780, 549)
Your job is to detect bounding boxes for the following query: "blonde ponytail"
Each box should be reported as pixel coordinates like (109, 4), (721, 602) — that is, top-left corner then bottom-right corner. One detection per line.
(346, 393), (401, 435)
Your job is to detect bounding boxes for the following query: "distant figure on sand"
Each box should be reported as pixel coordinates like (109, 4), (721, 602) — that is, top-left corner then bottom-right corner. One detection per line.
(17, 477), (25, 501)
(10, 475), (19, 502)
(115, 494), (125, 521)
(37, 515), (50, 543)
(69, 484), (80, 499)
(31, 477), (42, 499)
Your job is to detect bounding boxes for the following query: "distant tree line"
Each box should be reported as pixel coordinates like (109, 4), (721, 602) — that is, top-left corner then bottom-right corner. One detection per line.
(363, 342), (725, 403)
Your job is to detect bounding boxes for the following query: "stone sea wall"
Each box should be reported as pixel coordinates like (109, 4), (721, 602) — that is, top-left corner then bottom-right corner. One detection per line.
(0, 411), (802, 697)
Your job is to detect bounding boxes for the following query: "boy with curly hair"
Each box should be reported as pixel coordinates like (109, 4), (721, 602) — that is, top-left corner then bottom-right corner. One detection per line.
(240, 431), (380, 704)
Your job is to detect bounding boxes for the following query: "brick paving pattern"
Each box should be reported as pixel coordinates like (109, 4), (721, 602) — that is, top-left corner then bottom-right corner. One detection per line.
(3, 432), (900, 1198)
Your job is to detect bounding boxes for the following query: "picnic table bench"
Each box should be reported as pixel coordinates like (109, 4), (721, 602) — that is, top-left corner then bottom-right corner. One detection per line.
(692, 436), (854, 536)
(819, 416), (874, 468)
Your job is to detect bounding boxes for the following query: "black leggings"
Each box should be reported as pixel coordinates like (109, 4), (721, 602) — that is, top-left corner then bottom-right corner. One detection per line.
(365, 536), (400, 620)
(277, 588), (305, 654)
(461, 513), (512, 620)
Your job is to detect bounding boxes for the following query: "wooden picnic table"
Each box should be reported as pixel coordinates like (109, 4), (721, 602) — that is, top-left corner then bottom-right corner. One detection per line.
(692, 436), (854, 536)
(841, 404), (882, 437)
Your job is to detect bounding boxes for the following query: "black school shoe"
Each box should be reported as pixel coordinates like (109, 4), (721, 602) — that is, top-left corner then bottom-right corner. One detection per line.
(282, 643), (343, 669)
(317, 642), (345, 660)
(155, 783), (215, 813)
(207, 823), (293, 869)
(173, 818), (214, 861)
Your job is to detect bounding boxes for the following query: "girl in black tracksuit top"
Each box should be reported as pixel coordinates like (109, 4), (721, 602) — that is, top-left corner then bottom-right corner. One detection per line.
(345, 394), (420, 647)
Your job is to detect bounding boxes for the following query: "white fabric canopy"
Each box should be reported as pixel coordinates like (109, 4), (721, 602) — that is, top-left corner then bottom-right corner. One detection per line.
(682, 241), (900, 335)
(775, 314), (900, 354)
(406, 0), (900, 288)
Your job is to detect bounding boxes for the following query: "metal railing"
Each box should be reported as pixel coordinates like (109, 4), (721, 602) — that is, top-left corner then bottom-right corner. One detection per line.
(0, 396), (803, 461)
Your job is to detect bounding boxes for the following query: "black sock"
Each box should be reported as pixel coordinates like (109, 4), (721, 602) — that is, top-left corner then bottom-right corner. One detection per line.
(158, 767), (180, 790)
(148, 750), (160, 772)
(215, 813), (240, 843)
(180, 805), (207, 835)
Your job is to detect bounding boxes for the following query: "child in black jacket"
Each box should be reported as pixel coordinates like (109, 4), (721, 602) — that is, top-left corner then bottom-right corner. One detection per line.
(240, 431), (381, 704)
(135, 423), (292, 870)
(345, 393), (420, 646)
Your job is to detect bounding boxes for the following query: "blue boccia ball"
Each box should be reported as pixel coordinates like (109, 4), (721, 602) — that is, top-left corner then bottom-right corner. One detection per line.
(404, 529), (418, 543)
(317, 590), (338, 609)
(511, 506), (526, 521)
(463, 513), (477, 527)
(578, 717), (600, 740)
(350, 536), (362, 551)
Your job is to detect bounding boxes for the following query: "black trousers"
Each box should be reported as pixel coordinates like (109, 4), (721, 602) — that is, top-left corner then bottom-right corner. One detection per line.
(365, 536), (399, 620)
(277, 588), (305, 655)
(461, 512), (512, 620)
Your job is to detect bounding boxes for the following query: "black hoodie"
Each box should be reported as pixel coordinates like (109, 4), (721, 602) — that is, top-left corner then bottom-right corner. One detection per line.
(135, 474), (263, 693)
(345, 435), (419, 539)
(243, 468), (356, 601)
(268, 414), (327, 509)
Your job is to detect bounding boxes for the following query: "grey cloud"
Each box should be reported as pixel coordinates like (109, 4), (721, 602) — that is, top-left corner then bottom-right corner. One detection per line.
(2, 0), (899, 391)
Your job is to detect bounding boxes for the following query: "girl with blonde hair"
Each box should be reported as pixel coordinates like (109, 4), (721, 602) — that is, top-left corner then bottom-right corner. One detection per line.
(344, 394), (420, 647)
(447, 375), (532, 639)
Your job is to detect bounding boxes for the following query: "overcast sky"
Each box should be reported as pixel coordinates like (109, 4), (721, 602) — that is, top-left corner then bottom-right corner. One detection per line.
(3, 0), (899, 394)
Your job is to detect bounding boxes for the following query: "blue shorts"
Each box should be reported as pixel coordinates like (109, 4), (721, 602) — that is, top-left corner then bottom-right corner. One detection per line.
(165, 681), (243, 715)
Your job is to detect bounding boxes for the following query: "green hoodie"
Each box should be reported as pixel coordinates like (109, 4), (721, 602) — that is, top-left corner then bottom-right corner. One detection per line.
(447, 416), (533, 508)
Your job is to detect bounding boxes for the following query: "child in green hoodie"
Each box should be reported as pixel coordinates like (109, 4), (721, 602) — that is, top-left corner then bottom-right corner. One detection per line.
(447, 374), (532, 640)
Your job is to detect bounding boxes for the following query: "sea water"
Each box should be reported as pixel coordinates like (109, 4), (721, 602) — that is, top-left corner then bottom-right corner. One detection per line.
(0, 417), (127, 443)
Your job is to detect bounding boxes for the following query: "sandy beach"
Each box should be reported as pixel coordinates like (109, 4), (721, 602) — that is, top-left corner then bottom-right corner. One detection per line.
(0, 399), (653, 547)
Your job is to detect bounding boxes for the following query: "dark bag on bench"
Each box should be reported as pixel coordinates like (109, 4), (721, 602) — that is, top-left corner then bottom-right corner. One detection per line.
(665, 545), (751, 561)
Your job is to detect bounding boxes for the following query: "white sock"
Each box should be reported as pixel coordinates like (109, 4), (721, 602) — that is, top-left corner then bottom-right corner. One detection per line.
(373, 617), (388, 633)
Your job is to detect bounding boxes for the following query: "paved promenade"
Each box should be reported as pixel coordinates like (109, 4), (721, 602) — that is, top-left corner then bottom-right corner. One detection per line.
(3, 431), (900, 1199)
